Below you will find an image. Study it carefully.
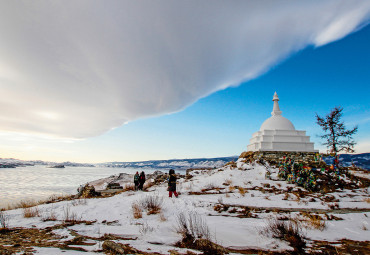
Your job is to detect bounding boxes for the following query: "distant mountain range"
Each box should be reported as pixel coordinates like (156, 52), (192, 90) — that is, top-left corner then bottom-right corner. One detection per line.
(323, 153), (370, 170)
(97, 156), (238, 169)
(0, 158), (94, 168)
(1, 153), (369, 170)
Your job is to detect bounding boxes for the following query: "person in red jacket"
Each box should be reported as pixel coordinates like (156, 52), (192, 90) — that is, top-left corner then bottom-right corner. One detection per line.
(168, 169), (178, 198)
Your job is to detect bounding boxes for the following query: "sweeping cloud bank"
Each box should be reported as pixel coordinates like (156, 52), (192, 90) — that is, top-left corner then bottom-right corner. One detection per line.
(1, 1), (369, 139)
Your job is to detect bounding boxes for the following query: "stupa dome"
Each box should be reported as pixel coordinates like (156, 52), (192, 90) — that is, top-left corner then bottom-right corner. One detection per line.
(260, 115), (295, 131)
(259, 92), (295, 131)
(247, 92), (317, 152)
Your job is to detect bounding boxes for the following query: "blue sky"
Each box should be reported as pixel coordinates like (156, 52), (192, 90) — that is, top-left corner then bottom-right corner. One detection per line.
(0, 1), (369, 163)
(81, 24), (370, 162)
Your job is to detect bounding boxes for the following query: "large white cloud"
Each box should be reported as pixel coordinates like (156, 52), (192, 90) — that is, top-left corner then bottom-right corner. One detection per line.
(0, 0), (369, 138)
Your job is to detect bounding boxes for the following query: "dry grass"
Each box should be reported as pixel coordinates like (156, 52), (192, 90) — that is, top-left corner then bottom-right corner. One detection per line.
(140, 195), (163, 215)
(238, 187), (246, 196)
(261, 216), (306, 253)
(16, 199), (39, 209)
(364, 198), (370, 204)
(228, 186), (235, 192)
(4, 194), (73, 211)
(23, 207), (40, 218)
(132, 203), (143, 219)
(300, 212), (326, 231)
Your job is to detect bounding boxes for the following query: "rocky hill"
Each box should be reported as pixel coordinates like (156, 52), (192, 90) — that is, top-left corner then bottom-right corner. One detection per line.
(2, 152), (369, 254)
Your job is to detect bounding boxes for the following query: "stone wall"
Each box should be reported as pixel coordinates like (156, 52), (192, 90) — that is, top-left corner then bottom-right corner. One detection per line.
(239, 151), (321, 167)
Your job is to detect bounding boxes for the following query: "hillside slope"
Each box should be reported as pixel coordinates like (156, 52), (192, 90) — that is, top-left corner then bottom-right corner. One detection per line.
(2, 156), (369, 254)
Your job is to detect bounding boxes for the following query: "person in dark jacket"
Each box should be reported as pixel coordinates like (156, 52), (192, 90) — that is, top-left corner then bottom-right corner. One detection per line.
(168, 169), (178, 198)
(138, 171), (146, 190)
(134, 171), (140, 191)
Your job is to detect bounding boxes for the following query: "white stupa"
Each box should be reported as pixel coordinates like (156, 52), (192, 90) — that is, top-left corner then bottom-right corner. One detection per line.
(247, 92), (317, 152)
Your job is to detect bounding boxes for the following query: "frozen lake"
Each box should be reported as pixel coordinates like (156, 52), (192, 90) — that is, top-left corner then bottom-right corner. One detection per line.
(0, 165), (165, 208)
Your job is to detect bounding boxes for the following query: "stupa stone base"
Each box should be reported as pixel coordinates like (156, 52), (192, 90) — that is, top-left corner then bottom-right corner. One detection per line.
(239, 151), (319, 166)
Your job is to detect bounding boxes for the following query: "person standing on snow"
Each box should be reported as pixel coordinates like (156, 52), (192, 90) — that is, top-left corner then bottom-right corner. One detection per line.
(138, 171), (146, 190)
(134, 171), (140, 191)
(168, 169), (178, 198)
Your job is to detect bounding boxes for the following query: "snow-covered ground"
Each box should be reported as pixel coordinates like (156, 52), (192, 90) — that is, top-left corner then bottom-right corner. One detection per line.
(2, 159), (369, 254)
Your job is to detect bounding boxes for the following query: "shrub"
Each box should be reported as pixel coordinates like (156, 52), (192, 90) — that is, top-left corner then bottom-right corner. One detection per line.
(175, 212), (210, 243)
(63, 206), (81, 223)
(140, 195), (163, 215)
(261, 216), (306, 253)
(204, 183), (216, 190)
(139, 222), (154, 235)
(44, 194), (72, 204)
(224, 161), (237, 168)
(123, 183), (135, 192)
(71, 199), (87, 206)
(0, 210), (9, 229)
(159, 212), (167, 222)
(23, 207), (40, 218)
(214, 199), (229, 213)
(143, 180), (155, 190)
(283, 193), (290, 200)
(175, 212), (225, 255)
(238, 187), (246, 196)
(185, 183), (194, 192)
(132, 203), (143, 219)
(328, 203), (339, 210)
(223, 179), (232, 186)
(42, 209), (57, 222)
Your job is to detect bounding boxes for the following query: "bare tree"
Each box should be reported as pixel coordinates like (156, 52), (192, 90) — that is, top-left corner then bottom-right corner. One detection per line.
(316, 106), (358, 153)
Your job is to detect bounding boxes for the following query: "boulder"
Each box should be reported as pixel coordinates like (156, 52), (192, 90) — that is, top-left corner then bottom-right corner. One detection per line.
(106, 182), (123, 189)
(79, 184), (101, 198)
(102, 240), (125, 254)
